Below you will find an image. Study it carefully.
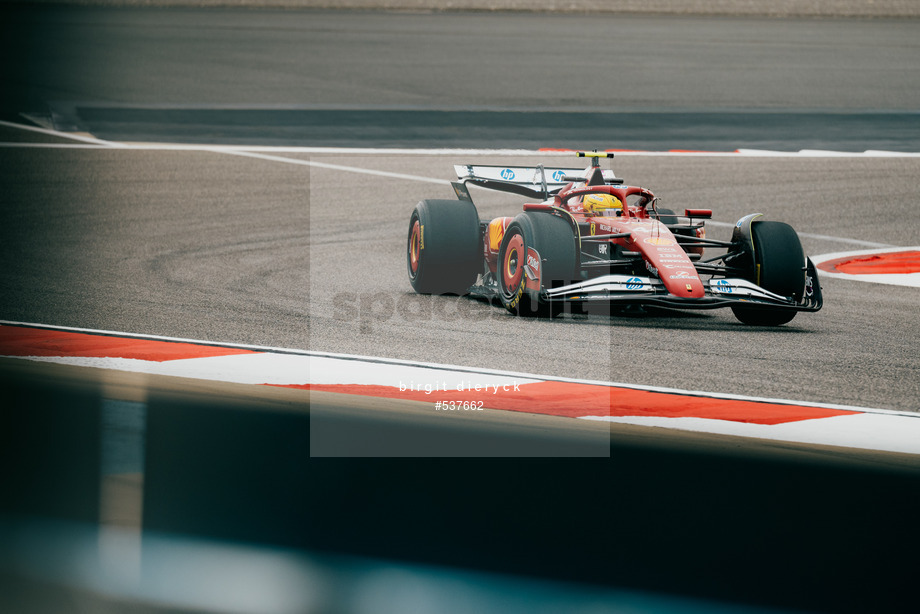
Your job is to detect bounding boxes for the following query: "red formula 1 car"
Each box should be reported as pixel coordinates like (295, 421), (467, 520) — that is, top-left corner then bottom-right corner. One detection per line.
(407, 152), (822, 326)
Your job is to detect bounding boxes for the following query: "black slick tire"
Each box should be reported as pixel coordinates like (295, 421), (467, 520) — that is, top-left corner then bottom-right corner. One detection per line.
(497, 212), (578, 318)
(731, 220), (806, 326)
(407, 199), (481, 295)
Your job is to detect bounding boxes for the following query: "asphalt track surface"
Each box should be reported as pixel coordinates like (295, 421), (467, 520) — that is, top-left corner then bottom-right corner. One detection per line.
(2, 136), (919, 412)
(2, 7), (920, 614)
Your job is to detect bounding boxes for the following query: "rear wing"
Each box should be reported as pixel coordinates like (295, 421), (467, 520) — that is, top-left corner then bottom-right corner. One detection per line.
(454, 164), (621, 200)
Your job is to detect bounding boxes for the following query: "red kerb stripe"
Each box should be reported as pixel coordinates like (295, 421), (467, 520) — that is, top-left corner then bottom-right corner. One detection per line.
(0, 325), (255, 362)
(289, 381), (854, 425)
(817, 250), (920, 275)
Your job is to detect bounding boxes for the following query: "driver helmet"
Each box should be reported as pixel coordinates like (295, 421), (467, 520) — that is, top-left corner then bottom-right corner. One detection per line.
(582, 193), (622, 216)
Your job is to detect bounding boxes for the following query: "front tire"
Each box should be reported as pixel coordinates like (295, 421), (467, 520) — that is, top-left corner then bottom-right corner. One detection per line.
(731, 220), (806, 326)
(407, 199), (481, 295)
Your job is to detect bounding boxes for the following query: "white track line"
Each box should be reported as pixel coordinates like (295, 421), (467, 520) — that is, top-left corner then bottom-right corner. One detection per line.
(3, 120), (920, 157)
(0, 119), (122, 147)
(793, 232), (892, 248)
(3, 140), (920, 158)
(703, 221), (893, 248)
(215, 149), (450, 185)
(0, 120), (907, 248)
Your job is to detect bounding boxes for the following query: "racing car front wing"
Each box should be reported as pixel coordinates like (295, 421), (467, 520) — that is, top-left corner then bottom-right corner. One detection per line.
(541, 268), (823, 313)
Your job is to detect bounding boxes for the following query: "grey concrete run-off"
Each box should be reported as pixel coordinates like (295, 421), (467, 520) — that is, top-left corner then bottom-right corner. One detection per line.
(11, 0), (920, 19)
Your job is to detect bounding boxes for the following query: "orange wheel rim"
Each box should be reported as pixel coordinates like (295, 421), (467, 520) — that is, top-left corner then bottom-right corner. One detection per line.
(409, 219), (420, 275)
(503, 234), (524, 293)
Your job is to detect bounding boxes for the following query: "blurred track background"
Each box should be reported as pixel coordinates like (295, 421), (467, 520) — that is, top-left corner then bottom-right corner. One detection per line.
(2, 4), (919, 613)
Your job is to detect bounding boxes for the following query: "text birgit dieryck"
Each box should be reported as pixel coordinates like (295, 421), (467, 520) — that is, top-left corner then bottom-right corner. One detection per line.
(399, 380), (521, 395)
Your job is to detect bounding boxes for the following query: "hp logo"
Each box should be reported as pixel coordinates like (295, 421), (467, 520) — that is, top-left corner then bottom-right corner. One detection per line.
(626, 277), (644, 290)
(500, 168), (515, 180)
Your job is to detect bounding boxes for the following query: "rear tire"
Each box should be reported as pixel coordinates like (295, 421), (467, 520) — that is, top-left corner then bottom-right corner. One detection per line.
(407, 199), (481, 295)
(731, 221), (806, 326)
(497, 213), (578, 318)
